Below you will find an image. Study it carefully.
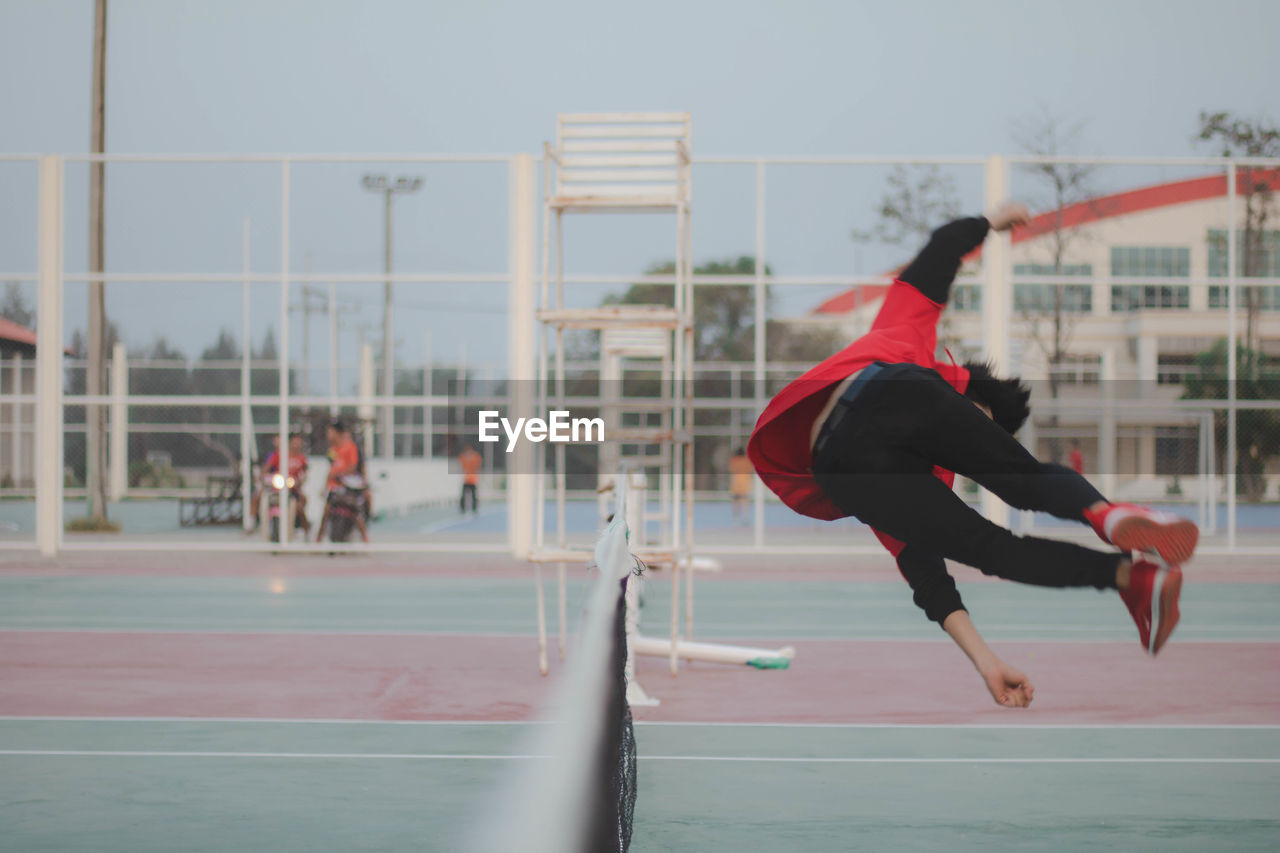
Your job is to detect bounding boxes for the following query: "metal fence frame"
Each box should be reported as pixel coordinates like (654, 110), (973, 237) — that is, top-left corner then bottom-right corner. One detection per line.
(4, 151), (1279, 556)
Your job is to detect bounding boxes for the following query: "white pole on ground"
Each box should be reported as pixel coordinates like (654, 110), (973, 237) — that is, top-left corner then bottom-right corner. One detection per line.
(108, 341), (126, 501)
(241, 218), (254, 531)
(1226, 162), (1238, 548)
(508, 153), (537, 557)
(36, 156), (64, 556)
(981, 156), (1011, 528)
(278, 160), (292, 546)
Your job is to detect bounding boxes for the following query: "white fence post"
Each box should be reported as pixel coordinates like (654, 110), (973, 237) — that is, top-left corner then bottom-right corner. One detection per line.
(359, 342), (375, 460)
(507, 154), (537, 557)
(109, 341), (127, 501)
(982, 155), (1011, 527)
(6, 354), (22, 487)
(1099, 349), (1118, 501)
(36, 156), (64, 556)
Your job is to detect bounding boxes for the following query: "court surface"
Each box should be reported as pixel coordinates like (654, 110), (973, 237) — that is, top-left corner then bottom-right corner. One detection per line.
(2, 550), (1278, 851)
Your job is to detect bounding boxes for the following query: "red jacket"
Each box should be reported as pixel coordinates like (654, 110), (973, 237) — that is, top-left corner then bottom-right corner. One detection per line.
(746, 281), (970, 552)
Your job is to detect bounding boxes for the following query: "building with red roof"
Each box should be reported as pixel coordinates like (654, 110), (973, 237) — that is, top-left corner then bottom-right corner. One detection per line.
(811, 169), (1280, 500)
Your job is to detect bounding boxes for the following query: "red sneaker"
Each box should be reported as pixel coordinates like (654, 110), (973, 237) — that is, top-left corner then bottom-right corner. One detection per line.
(1120, 557), (1183, 655)
(1085, 503), (1199, 565)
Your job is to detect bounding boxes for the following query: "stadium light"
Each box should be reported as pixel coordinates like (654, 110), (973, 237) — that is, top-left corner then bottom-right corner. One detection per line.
(362, 172), (424, 457)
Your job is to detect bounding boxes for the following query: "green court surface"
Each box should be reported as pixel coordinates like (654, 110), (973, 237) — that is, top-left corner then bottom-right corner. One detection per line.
(1, 573), (1278, 642)
(2, 719), (1277, 852)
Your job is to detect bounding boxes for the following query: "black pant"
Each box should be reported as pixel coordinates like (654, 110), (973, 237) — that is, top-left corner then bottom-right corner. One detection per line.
(460, 483), (478, 514)
(812, 363), (1119, 594)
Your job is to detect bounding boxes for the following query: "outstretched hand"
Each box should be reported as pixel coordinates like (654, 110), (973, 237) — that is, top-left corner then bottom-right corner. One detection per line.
(987, 201), (1031, 233)
(981, 660), (1035, 708)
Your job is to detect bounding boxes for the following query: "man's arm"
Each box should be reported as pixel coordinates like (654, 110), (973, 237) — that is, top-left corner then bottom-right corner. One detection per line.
(895, 544), (966, 625)
(942, 609), (1035, 708)
(898, 202), (1030, 305)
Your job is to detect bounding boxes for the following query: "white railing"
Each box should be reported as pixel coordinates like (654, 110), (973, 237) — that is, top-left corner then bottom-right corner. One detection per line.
(4, 152), (1279, 555)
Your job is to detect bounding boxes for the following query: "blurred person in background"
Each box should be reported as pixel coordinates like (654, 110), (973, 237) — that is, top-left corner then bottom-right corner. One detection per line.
(1069, 439), (1085, 475)
(728, 447), (754, 524)
(316, 421), (369, 543)
(459, 443), (482, 514)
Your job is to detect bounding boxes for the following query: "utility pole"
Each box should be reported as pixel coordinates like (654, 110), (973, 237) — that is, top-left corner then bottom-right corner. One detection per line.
(86, 0), (108, 522)
(361, 174), (422, 458)
(290, 284), (328, 398)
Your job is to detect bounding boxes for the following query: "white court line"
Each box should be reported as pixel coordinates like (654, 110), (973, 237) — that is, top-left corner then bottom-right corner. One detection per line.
(2, 717), (1278, 729)
(0, 750), (1275, 764)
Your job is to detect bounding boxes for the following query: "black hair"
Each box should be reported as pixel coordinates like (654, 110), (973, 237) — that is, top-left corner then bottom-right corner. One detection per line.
(329, 420), (347, 434)
(963, 361), (1031, 435)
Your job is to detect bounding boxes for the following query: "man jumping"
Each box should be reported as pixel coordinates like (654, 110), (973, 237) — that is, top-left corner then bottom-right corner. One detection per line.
(747, 203), (1197, 708)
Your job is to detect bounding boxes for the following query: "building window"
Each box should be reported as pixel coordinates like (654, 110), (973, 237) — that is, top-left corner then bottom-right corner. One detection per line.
(1048, 354), (1102, 385)
(951, 284), (981, 312)
(1208, 284), (1280, 310)
(1111, 246), (1190, 278)
(1014, 263), (1094, 277)
(1014, 283), (1092, 313)
(1111, 285), (1191, 311)
(1157, 353), (1200, 385)
(1207, 229), (1280, 277)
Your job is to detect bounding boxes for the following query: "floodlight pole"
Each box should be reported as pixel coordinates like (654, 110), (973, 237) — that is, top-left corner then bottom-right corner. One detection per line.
(362, 174), (422, 458)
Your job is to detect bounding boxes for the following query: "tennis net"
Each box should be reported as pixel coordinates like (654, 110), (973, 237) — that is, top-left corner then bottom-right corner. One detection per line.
(469, 508), (639, 853)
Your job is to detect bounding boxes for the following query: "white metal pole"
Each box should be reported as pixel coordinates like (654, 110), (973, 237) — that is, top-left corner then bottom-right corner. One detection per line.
(422, 331), (432, 458)
(108, 341), (126, 501)
(752, 160), (766, 548)
(508, 154), (537, 557)
(241, 218), (253, 530)
(278, 160), (291, 545)
(359, 342), (375, 460)
(981, 156), (1011, 528)
(35, 156), (64, 556)
(328, 280), (338, 416)
(1226, 162), (1238, 549)
(8, 354), (21, 488)
(1099, 349), (1118, 501)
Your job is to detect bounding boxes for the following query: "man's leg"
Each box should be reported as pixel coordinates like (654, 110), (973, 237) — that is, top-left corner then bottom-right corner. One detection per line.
(818, 466), (1120, 589)
(876, 368), (1105, 521)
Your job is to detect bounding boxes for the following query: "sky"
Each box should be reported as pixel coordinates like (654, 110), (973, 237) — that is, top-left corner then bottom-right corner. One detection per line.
(1, 0), (1277, 376)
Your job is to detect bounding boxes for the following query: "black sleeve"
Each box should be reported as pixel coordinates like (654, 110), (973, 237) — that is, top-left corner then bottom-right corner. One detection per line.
(896, 544), (966, 626)
(897, 216), (991, 305)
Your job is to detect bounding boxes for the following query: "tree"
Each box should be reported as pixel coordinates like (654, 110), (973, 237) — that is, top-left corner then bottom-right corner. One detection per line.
(1011, 110), (1107, 462)
(852, 165), (961, 248)
(0, 282), (34, 328)
(1197, 112), (1280, 355)
(853, 164), (966, 353)
(1183, 338), (1280, 501)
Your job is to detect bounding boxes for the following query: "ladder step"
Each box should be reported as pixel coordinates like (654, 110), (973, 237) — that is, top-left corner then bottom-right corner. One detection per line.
(538, 306), (681, 330)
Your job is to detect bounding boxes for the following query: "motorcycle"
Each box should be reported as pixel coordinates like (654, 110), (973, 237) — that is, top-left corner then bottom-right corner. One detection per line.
(261, 472), (306, 543)
(324, 473), (369, 543)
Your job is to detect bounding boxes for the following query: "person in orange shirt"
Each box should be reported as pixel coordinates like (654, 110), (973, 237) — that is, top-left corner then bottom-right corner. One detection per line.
(728, 447), (754, 524)
(316, 421), (369, 543)
(1068, 440), (1085, 475)
(459, 443), (482, 515)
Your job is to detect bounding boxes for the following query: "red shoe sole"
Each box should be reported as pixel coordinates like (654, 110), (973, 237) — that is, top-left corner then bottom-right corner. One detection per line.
(1111, 516), (1199, 565)
(1150, 566), (1183, 656)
